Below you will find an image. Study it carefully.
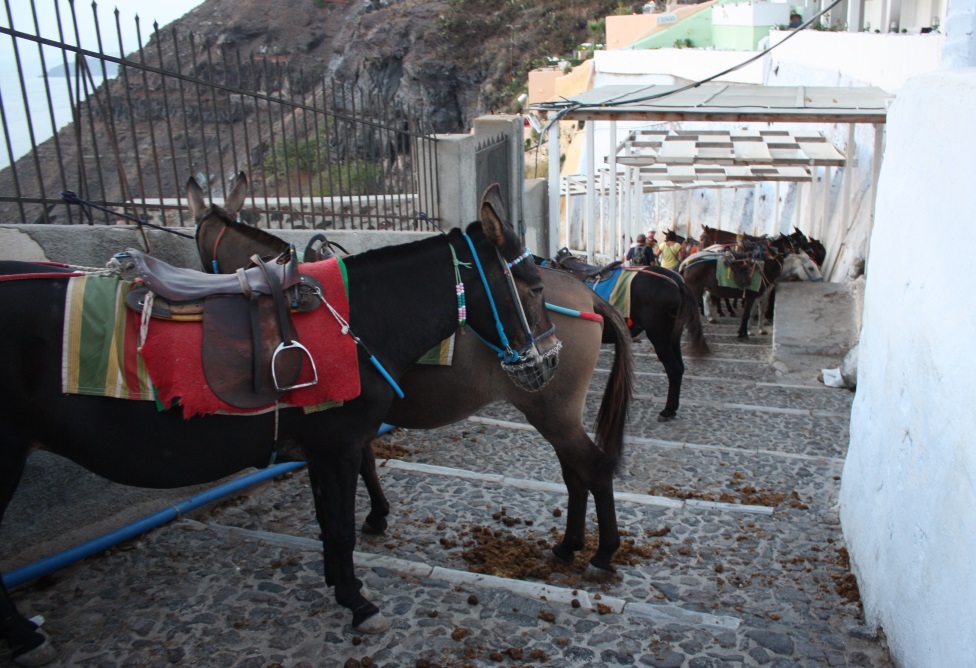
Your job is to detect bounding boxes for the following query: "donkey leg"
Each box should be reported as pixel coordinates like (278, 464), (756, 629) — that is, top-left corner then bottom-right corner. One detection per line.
(737, 293), (756, 339)
(550, 459), (587, 565)
(703, 290), (716, 324)
(648, 326), (683, 421)
(544, 430), (619, 580)
(358, 443), (390, 535)
(1, 448), (57, 666)
(305, 444), (389, 633)
(585, 474), (620, 581)
(755, 292), (768, 335)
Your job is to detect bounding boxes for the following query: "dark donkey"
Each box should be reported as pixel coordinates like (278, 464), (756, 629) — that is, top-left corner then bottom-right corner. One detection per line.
(680, 247), (784, 339)
(197, 179), (635, 581)
(553, 250), (710, 421)
(0, 177), (558, 665)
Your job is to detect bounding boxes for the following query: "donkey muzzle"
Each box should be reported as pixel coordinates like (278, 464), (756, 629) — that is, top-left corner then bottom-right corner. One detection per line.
(501, 339), (561, 392)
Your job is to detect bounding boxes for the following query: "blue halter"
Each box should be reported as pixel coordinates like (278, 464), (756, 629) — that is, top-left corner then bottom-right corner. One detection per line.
(460, 233), (555, 364)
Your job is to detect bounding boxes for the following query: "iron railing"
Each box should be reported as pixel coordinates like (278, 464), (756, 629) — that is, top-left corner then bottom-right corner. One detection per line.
(0, 0), (441, 231)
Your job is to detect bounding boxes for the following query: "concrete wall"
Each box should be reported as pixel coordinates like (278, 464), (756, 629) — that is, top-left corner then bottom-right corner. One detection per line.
(527, 67), (564, 104)
(606, 13), (661, 49)
(612, 1), (721, 49)
(841, 67), (976, 668)
(765, 29), (944, 92)
(0, 225), (435, 268)
(593, 48), (764, 83)
(628, 9), (719, 48)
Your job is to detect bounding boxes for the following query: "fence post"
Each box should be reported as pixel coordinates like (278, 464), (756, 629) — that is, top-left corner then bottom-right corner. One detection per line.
(425, 133), (477, 228)
(473, 115), (524, 233)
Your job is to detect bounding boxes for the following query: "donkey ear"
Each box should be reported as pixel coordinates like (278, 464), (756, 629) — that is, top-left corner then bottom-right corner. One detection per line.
(186, 176), (207, 221)
(224, 172), (249, 217)
(479, 183), (509, 247)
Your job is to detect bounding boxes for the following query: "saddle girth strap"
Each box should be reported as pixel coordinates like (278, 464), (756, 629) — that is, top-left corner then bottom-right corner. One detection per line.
(252, 255), (296, 394)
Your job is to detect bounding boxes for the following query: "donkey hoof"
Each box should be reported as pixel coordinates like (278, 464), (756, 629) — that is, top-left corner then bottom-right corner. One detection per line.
(355, 612), (390, 634)
(737, 333), (749, 340)
(361, 518), (388, 535)
(583, 563), (616, 583)
(657, 410), (677, 422)
(550, 544), (575, 565)
(14, 631), (57, 667)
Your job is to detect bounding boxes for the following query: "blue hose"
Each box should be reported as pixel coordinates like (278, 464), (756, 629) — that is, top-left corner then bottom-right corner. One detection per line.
(3, 423), (396, 589)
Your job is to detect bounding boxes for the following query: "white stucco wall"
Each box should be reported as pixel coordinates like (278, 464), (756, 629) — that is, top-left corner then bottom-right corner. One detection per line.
(765, 30), (944, 92)
(841, 67), (976, 668)
(712, 1), (792, 26)
(593, 49), (765, 85)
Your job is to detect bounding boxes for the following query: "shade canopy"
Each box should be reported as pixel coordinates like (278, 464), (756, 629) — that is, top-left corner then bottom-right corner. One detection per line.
(535, 83), (892, 125)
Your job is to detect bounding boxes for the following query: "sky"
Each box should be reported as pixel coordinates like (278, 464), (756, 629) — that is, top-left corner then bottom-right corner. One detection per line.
(2, 0), (208, 73)
(0, 0), (209, 166)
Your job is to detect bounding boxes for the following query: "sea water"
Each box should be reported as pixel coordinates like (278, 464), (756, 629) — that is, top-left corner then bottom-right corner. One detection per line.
(0, 58), (106, 170)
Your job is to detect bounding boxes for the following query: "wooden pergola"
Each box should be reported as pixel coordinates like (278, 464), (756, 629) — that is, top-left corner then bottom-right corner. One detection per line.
(534, 83), (892, 263)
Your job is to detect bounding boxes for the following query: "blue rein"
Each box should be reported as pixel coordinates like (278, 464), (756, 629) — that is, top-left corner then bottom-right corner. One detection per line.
(460, 233), (553, 364)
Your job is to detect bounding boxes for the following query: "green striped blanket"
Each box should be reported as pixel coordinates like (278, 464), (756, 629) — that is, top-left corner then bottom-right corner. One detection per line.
(716, 258), (764, 292)
(62, 275), (155, 401)
(418, 336), (455, 366)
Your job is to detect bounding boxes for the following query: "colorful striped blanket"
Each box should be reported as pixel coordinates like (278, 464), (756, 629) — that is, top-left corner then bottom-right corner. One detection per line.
(62, 274), (155, 401)
(589, 268), (638, 318)
(62, 257), (360, 417)
(418, 336), (455, 366)
(716, 258), (764, 292)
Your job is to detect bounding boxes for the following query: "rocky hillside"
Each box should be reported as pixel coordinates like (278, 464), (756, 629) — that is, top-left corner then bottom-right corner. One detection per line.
(1, 0), (634, 224)
(173, 0), (630, 132)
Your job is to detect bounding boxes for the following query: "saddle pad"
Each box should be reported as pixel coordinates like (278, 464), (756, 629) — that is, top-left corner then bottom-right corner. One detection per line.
(589, 268), (638, 318)
(716, 258), (764, 292)
(139, 257), (359, 418)
(417, 335), (455, 366)
(62, 275), (155, 401)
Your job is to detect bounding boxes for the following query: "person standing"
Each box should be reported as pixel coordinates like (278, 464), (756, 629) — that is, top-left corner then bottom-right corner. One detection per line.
(657, 230), (683, 270)
(626, 234), (651, 266)
(645, 233), (659, 264)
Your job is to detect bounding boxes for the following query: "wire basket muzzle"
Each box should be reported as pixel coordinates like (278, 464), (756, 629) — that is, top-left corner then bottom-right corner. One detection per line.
(501, 339), (561, 392)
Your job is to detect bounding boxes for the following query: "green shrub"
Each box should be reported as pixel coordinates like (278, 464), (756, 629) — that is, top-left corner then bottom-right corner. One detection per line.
(263, 131), (383, 196)
(263, 131), (328, 174)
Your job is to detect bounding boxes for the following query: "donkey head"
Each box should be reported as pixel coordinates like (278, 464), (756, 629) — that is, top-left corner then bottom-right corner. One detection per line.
(475, 184), (560, 392)
(723, 250), (759, 288)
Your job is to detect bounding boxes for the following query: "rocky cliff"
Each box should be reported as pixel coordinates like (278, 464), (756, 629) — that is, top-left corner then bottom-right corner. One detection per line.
(0, 0), (629, 224)
(170, 0), (626, 132)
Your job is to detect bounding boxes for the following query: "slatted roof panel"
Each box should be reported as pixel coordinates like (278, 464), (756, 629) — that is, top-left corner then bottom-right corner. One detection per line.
(535, 83), (892, 124)
(614, 129), (846, 168)
(560, 169), (800, 196)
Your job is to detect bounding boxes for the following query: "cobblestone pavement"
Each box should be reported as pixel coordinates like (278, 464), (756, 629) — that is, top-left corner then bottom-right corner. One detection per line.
(1, 316), (891, 667)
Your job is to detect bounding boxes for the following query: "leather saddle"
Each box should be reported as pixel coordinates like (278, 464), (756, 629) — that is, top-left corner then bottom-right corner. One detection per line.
(119, 248), (323, 409)
(554, 248), (623, 283)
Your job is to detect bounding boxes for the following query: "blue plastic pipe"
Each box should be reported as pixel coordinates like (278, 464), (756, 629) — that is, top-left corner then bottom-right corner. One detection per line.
(3, 423), (396, 589)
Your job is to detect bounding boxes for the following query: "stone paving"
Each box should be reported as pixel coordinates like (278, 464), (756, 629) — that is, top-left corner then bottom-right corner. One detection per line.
(1, 314), (891, 667)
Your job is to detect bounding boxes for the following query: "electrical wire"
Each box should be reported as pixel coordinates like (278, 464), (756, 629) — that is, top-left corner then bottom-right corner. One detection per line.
(533, 0), (845, 134)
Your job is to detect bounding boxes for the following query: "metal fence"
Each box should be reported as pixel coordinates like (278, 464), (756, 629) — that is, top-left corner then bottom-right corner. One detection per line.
(0, 0), (440, 231)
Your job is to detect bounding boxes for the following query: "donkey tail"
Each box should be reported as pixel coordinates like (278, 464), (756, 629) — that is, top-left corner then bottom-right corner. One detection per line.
(593, 298), (634, 475)
(678, 277), (711, 357)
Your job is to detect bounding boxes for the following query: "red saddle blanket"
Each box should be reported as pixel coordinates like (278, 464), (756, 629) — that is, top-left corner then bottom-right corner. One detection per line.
(63, 258), (360, 418)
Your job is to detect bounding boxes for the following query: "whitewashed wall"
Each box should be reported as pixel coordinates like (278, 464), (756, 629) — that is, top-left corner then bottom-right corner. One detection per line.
(841, 67), (976, 668)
